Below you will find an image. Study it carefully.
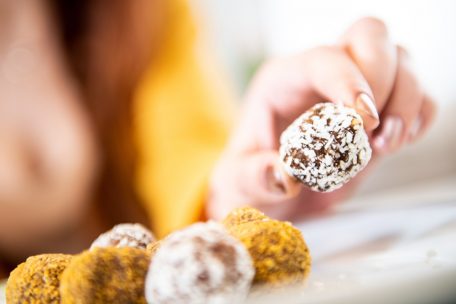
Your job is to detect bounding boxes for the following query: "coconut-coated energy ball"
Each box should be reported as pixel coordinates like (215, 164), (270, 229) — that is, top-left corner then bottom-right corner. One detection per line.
(280, 102), (372, 192)
(60, 247), (150, 304)
(222, 206), (269, 228)
(90, 223), (155, 250)
(145, 221), (254, 304)
(6, 254), (72, 304)
(228, 219), (311, 286)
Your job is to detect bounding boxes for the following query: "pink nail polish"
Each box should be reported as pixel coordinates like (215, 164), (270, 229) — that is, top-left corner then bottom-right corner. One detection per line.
(382, 117), (396, 141)
(377, 116), (403, 151)
(355, 93), (380, 128)
(374, 136), (386, 150)
(409, 116), (422, 141)
(390, 118), (404, 149)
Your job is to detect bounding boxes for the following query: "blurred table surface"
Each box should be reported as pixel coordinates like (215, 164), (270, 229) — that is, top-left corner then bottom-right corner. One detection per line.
(250, 174), (456, 304)
(1, 175), (456, 304)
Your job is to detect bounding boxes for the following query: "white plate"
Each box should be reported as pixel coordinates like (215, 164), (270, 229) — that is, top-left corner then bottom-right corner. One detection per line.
(248, 201), (456, 304)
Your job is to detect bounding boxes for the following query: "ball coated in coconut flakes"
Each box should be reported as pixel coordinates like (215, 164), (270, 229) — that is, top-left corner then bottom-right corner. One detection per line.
(280, 102), (372, 192)
(145, 221), (254, 304)
(90, 223), (155, 250)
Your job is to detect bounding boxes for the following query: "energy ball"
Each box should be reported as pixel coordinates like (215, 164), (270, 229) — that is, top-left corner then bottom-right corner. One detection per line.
(60, 247), (150, 304)
(146, 240), (161, 257)
(6, 254), (72, 304)
(222, 206), (269, 228)
(228, 219), (311, 286)
(90, 223), (155, 250)
(280, 102), (372, 192)
(146, 221), (254, 304)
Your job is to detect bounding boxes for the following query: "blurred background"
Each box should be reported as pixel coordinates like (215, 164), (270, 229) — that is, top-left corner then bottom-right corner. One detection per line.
(194, 0), (456, 102)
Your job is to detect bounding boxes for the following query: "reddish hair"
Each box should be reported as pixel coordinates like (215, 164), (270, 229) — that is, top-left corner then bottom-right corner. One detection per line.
(50, 0), (165, 227)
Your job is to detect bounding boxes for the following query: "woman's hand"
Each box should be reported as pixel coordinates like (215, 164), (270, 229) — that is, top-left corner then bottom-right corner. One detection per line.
(208, 17), (436, 221)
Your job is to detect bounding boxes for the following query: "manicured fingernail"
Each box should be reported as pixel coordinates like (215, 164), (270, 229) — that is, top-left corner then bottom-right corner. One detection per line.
(391, 118), (404, 149)
(374, 116), (403, 151)
(374, 118), (394, 150)
(355, 93), (380, 129)
(408, 116), (422, 142)
(265, 164), (286, 195)
(373, 136), (386, 150)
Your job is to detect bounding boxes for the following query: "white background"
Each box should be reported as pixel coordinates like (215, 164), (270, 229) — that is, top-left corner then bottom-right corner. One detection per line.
(194, 0), (456, 105)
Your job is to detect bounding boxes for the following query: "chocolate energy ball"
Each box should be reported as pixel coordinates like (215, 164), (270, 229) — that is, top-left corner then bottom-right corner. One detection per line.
(90, 223), (155, 250)
(6, 254), (72, 304)
(60, 247), (150, 304)
(222, 206), (269, 228)
(145, 221), (254, 304)
(280, 102), (372, 192)
(228, 219), (311, 286)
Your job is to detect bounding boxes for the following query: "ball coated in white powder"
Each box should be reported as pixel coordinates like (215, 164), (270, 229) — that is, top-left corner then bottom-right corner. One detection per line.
(145, 221), (254, 304)
(279, 102), (372, 192)
(90, 223), (155, 250)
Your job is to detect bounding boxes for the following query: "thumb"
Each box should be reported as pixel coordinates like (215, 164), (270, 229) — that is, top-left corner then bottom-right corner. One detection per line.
(236, 151), (301, 204)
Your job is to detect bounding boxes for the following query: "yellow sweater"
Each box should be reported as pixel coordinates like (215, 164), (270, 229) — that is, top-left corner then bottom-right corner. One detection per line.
(134, 0), (235, 238)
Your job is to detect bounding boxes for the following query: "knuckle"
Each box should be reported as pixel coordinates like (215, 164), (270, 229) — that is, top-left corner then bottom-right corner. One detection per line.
(423, 96), (438, 117)
(355, 17), (388, 36)
(257, 58), (281, 77)
(305, 45), (340, 61)
(397, 45), (410, 59)
(311, 45), (338, 54)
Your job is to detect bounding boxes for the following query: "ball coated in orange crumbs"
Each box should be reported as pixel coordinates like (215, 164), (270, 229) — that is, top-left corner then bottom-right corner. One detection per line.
(222, 206), (269, 228)
(228, 219), (311, 286)
(6, 254), (72, 304)
(60, 247), (150, 304)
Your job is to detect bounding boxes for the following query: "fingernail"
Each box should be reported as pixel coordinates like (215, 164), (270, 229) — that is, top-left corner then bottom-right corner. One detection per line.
(373, 135), (386, 150)
(408, 116), (422, 142)
(390, 117), (404, 149)
(355, 93), (380, 128)
(374, 116), (403, 151)
(265, 164), (286, 195)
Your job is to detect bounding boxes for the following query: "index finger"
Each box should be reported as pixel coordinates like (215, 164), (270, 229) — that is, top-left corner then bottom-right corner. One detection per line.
(339, 17), (398, 114)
